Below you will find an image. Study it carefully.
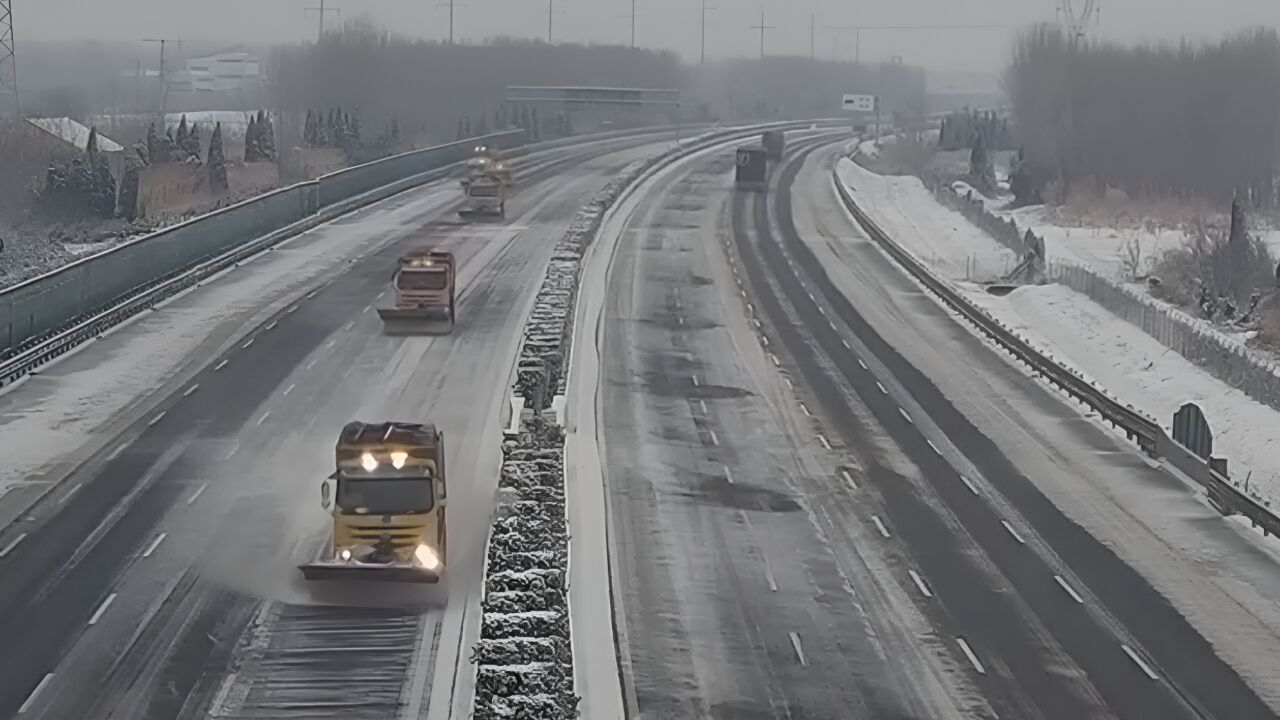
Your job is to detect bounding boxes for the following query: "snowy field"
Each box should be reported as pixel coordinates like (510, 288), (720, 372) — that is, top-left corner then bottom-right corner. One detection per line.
(835, 157), (1280, 508)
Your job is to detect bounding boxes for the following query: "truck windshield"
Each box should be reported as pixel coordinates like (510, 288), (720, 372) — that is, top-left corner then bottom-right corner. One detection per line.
(469, 185), (501, 197)
(398, 270), (448, 290)
(337, 477), (434, 515)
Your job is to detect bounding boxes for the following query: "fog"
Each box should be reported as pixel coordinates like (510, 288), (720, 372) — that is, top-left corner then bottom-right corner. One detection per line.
(17, 0), (1274, 73)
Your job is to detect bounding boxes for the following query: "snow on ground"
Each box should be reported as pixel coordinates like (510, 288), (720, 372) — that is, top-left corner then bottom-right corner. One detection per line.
(836, 157), (1017, 280)
(993, 202), (1186, 279)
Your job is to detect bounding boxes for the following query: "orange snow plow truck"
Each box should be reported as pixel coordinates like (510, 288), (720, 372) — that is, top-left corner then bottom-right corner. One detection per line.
(376, 248), (456, 335)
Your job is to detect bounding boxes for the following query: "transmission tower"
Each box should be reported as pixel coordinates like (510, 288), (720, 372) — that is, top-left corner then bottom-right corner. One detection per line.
(1, 0), (18, 116)
(1059, 0), (1099, 42)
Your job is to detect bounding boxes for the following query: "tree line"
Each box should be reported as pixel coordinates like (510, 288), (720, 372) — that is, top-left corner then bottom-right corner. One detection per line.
(1005, 25), (1280, 207)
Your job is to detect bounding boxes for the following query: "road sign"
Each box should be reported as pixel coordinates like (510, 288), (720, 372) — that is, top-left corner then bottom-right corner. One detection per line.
(842, 94), (876, 113)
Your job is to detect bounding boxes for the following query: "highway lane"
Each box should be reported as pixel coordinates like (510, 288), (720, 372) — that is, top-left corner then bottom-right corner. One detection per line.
(0, 135), (675, 720)
(737, 136), (1278, 718)
(599, 135), (984, 720)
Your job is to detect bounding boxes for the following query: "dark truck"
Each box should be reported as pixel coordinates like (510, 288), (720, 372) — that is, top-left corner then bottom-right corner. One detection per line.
(761, 130), (785, 161)
(734, 145), (768, 191)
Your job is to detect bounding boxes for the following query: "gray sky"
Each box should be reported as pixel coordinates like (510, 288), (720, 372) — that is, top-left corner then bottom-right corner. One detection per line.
(16, 0), (1279, 73)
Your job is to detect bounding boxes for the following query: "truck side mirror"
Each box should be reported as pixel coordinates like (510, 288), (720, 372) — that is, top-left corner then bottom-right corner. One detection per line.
(320, 480), (332, 511)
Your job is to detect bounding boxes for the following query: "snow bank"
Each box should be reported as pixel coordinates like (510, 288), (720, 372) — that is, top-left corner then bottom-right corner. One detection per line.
(836, 157), (1017, 281)
(967, 283), (1280, 506)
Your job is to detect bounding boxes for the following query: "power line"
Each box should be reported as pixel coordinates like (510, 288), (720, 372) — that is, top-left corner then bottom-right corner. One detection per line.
(0, 0), (17, 116)
(304, 0), (341, 43)
(818, 23), (1016, 65)
(750, 7), (774, 60)
(141, 37), (178, 119)
(545, 0), (565, 43)
(1058, 0), (1099, 41)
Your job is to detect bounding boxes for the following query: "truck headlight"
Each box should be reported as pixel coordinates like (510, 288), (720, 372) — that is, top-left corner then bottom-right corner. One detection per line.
(360, 452), (378, 471)
(340, 549), (353, 561)
(414, 544), (440, 570)
(390, 451), (408, 469)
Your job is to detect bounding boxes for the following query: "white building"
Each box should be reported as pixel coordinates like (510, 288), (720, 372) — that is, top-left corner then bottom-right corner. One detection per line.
(171, 53), (261, 94)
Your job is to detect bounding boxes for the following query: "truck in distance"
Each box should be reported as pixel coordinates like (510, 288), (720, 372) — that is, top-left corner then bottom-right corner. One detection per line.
(734, 145), (768, 191)
(761, 130), (785, 161)
(458, 176), (507, 220)
(298, 421), (448, 584)
(376, 248), (456, 335)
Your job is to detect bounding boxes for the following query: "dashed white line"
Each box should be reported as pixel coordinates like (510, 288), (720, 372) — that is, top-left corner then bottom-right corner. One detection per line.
(762, 555), (779, 591)
(857, 358), (868, 370)
(376, 292), (386, 301)
(708, 430), (720, 446)
(807, 291), (817, 302)
(325, 339), (337, 349)
(1121, 645), (1160, 680)
(1001, 520), (1026, 544)
(697, 399), (708, 415)
(266, 320), (278, 330)
(283, 383), (296, 396)
(223, 443), (240, 460)
(678, 316), (686, 326)
(739, 289), (746, 298)
(839, 468), (858, 490)
(960, 475), (980, 495)
(241, 338), (255, 349)
(306, 290), (318, 299)
(746, 302), (755, 314)
(183, 384), (200, 397)
(788, 632), (809, 666)
(0, 533), (27, 558)
(723, 466), (735, 484)
(342, 320), (354, 331)
(956, 638), (987, 675)
(752, 318), (762, 329)
(769, 353), (780, 367)
(147, 411), (167, 427)
(362, 305), (371, 314)
(107, 445), (127, 462)
(257, 412), (271, 426)
(1054, 575), (1085, 604)
(817, 305), (827, 316)
(876, 381), (887, 394)
(59, 484), (82, 504)
(214, 359), (229, 371)
(87, 593), (118, 625)
(187, 483), (208, 506)
(287, 305), (299, 314)
(898, 407), (913, 424)
(871, 515), (891, 538)
(142, 533), (167, 558)
(18, 673), (55, 714)
(841, 339), (851, 349)
(927, 440), (942, 455)
(691, 374), (701, 387)
(799, 402), (811, 416)
(760, 335), (770, 347)
(305, 359), (318, 371)
(817, 434), (832, 450)
(908, 570), (934, 598)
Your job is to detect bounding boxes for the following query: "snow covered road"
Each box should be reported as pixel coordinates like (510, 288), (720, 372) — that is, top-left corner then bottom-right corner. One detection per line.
(0, 135), (676, 720)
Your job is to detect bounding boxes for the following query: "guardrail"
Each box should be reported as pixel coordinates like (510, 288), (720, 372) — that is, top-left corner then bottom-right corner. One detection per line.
(830, 161), (1280, 540)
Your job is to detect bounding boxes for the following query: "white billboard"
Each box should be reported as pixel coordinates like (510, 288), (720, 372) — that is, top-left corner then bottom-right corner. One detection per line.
(841, 94), (876, 113)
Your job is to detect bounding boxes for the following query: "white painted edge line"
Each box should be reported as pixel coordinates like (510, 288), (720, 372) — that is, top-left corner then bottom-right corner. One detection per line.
(256, 412), (271, 426)
(908, 570), (934, 598)
(960, 475), (980, 495)
(147, 411), (167, 427)
(956, 638), (987, 675)
(817, 434), (832, 450)
(723, 466), (735, 484)
(241, 338), (254, 349)
(876, 381), (887, 394)
(1001, 520), (1026, 544)
(898, 407), (913, 424)
(183, 384), (200, 398)
(839, 468), (858, 490)
(87, 593), (118, 625)
(871, 515), (891, 538)
(709, 430), (720, 447)
(788, 632), (809, 666)
(58, 484), (82, 504)
(214, 359), (229, 371)
(266, 320), (279, 330)
(18, 673), (55, 714)
(142, 533), (167, 558)
(1121, 645), (1160, 680)
(187, 483), (208, 506)
(0, 533), (27, 558)
(1054, 575), (1085, 604)
(799, 402), (811, 416)
(283, 383), (296, 396)
(927, 440), (942, 456)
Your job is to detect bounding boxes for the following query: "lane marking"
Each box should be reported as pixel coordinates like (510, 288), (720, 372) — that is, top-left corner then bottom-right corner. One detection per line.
(376, 292), (385, 301)
(306, 290), (318, 299)
(800, 402), (811, 416)
(789, 632), (809, 666)
(342, 320), (355, 331)
(88, 593), (118, 625)
(18, 673), (55, 714)
(842, 339), (851, 349)
(817, 306), (827, 316)
(752, 318), (762, 329)
(305, 359), (318, 371)
(762, 555), (779, 591)
(59, 484), (82, 504)
(747, 303), (755, 314)
(898, 408), (913, 424)
(770, 353), (780, 367)
(857, 358), (868, 370)
(0, 533), (28, 558)
(761, 336), (770, 347)
(807, 291), (816, 302)
(956, 638), (987, 675)
(908, 570), (934, 598)
(224, 443), (240, 460)
(362, 305), (370, 314)
(241, 338), (254, 350)
(257, 412), (271, 426)
(927, 440), (942, 456)
(709, 430), (720, 447)
(871, 516), (891, 538)
(1001, 520), (1026, 545)
(678, 316), (686, 326)
(723, 466), (735, 484)
(287, 305), (299, 314)
(183, 384), (200, 397)
(692, 374), (701, 387)
(187, 483), (208, 506)
(1121, 645), (1160, 680)
(697, 399), (708, 415)
(283, 383), (296, 396)
(215, 359), (229, 371)
(839, 468), (858, 490)
(142, 533), (167, 558)
(876, 381), (887, 394)
(325, 339), (337, 350)
(147, 411), (167, 427)
(1054, 575), (1085, 604)
(960, 475), (980, 495)
(266, 320), (278, 330)
(818, 434), (832, 450)
(107, 445), (127, 462)
(784, 377), (794, 389)
(740, 290), (747, 299)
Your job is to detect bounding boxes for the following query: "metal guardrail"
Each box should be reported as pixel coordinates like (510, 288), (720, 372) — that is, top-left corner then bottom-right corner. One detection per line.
(830, 161), (1280, 539)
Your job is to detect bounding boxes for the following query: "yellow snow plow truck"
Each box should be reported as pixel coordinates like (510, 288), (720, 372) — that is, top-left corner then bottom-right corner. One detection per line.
(299, 421), (448, 584)
(376, 248), (456, 335)
(465, 144), (514, 186)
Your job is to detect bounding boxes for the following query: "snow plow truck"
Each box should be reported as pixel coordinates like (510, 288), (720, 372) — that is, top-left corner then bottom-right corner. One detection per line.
(376, 248), (456, 335)
(299, 421), (448, 584)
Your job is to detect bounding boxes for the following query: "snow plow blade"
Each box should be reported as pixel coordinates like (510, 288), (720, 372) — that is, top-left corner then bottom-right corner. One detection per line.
(457, 208), (504, 221)
(376, 307), (453, 336)
(299, 562), (441, 584)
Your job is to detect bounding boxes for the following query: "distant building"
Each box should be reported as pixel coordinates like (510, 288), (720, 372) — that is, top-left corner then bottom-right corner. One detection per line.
(174, 52), (261, 94)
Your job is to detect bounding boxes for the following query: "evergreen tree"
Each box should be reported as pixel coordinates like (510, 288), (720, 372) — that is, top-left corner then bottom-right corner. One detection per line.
(456, 116), (467, 141)
(146, 123), (161, 163)
(208, 122), (229, 193)
(259, 111), (276, 161)
(304, 109), (316, 147)
(185, 122), (203, 160)
(519, 106), (531, 134)
(389, 117), (401, 146)
(245, 116), (259, 162)
(161, 128), (176, 163)
(349, 109), (362, 146)
(968, 131), (994, 193)
(176, 115), (189, 151)
(86, 126), (99, 154)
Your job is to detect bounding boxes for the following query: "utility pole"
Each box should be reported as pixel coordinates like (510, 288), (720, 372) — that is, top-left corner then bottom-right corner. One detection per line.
(304, 0), (341, 43)
(545, 0), (564, 43)
(630, 0), (636, 48)
(750, 7), (773, 60)
(810, 13), (816, 61)
(437, 0), (463, 43)
(0, 0), (18, 117)
(699, 0), (715, 65)
(142, 37), (177, 119)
